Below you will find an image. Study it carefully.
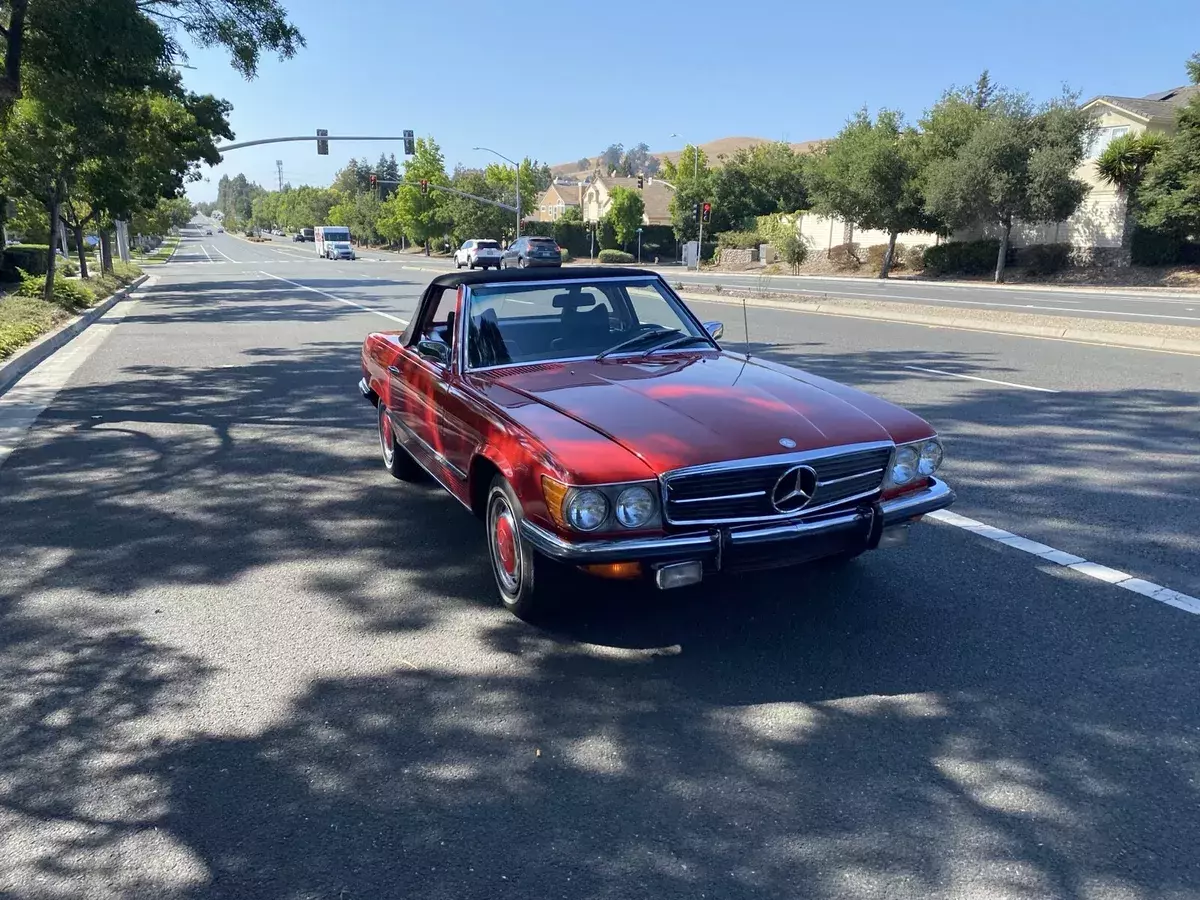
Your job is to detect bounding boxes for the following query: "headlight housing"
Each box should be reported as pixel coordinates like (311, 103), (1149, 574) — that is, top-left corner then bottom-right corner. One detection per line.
(543, 477), (661, 532)
(564, 489), (609, 531)
(615, 486), (656, 528)
(887, 437), (943, 488)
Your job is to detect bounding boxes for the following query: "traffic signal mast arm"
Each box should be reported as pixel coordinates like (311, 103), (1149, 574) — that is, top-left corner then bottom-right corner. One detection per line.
(215, 134), (413, 153)
(371, 178), (518, 212)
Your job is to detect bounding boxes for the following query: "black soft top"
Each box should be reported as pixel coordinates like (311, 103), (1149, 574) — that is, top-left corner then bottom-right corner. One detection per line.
(429, 265), (660, 289)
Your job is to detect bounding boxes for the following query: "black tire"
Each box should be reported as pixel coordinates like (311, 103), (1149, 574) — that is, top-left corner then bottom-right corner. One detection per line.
(518, 257), (527, 268)
(485, 475), (561, 620)
(455, 258), (461, 269)
(469, 258), (476, 270)
(378, 404), (422, 482)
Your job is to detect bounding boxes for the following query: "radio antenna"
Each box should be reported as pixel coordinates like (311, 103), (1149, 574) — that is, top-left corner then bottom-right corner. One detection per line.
(742, 296), (751, 359)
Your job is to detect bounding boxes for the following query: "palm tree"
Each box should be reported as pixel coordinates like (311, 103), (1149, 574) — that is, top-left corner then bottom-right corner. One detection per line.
(1096, 132), (1168, 265)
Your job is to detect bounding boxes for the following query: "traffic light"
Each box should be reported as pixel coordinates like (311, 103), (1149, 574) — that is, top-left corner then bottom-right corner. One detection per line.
(420, 179), (429, 195)
(701, 202), (712, 224)
(692, 203), (700, 222)
(316, 128), (329, 155)
(636, 174), (644, 189)
(403, 130), (415, 156)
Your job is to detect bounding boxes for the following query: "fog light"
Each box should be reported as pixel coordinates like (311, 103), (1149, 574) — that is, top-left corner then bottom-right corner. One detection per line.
(582, 562), (643, 580)
(654, 560), (704, 590)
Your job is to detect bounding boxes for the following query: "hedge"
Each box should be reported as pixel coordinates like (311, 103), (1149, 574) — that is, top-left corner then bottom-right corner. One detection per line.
(1, 244), (51, 279)
(716, 230), (762, 250)
(597, 249), (635, 264)
(923, 239), (1013, 276)
(1021, 243), (1072, 276)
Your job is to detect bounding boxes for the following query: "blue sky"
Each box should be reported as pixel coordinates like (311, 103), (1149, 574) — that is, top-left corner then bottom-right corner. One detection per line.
(181, 0), (1198, 201)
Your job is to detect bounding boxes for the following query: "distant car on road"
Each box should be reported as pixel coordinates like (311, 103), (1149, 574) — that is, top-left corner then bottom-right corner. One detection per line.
(454, 239), (502, 270)
(315, 225), (355, 260)
(300, 227), (314, 242)
(217, 226), (224, 233)
(500, 236), (562, 269)
(205, 228), (213, 235)
(358, 266), (953, 619)
(292, 233), (304, 242)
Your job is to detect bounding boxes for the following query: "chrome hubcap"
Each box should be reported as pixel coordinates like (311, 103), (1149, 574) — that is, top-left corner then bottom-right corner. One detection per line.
(488, 494), (521, 596)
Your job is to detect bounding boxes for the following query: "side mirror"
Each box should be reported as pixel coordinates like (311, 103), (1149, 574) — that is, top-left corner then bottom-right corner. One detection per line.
(703, 321), (724, 340)
(416, 339), (450, 365)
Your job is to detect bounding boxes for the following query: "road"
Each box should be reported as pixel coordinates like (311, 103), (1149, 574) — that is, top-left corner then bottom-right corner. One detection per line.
(292, 238), (1200, 327)
(1, 223), (1197, 900)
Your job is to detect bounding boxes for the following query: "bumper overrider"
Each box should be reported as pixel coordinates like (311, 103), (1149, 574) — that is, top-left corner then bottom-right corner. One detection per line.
(520, 478), (955, 588)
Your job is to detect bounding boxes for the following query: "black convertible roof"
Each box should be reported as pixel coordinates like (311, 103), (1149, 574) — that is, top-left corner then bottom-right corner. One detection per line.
(429, 265), (660, 288)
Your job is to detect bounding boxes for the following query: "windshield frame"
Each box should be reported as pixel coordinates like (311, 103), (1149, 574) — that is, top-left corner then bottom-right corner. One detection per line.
(458, 275), (717, 374)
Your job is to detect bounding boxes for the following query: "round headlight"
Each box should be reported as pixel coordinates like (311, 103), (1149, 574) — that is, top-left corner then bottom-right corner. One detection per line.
(565, 489), (609, 531)
(614, 486), (656, 528)
(918, 439), (943, 476)
(891, 445), (919, 485)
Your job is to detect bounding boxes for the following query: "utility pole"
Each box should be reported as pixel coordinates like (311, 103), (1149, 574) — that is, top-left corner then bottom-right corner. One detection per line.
(276, 160), (283, 191)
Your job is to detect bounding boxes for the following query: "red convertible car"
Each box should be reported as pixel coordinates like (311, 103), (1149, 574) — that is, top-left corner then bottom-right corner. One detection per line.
(360, 267), (954, 618)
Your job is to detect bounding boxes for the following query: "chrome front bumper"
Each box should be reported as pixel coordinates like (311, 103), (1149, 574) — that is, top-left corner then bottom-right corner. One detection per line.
(520, 477), (955, 569)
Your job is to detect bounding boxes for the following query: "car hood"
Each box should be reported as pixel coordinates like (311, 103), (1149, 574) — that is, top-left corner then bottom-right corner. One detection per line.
(475, 352), (935, 475)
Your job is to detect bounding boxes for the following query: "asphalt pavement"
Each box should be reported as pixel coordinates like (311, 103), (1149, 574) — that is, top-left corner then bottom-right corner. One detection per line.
(1, 224), (1197, 900)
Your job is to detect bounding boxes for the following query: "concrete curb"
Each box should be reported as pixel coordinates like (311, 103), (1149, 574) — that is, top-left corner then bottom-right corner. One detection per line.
(678, 290), (1200, 357)
(0, 274), (149, 396)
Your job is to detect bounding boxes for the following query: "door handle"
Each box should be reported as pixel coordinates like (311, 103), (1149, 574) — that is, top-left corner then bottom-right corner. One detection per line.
(387, 365), (401, 375)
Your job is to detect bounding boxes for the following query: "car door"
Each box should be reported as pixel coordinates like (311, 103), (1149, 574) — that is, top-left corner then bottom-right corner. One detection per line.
(503, 238), (521, 268)
(387, 285), (475, 492)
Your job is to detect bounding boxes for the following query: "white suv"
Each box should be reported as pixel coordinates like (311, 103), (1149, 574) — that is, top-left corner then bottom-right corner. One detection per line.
(454, 239), (503, 270)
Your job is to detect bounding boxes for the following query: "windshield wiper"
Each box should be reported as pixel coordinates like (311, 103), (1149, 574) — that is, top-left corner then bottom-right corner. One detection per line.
(596, 328), (680, 360)
(646, 334), (713, 355)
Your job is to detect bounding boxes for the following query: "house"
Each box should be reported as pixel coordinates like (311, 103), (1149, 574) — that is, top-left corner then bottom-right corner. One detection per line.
(582, 175), (675, 226)
(533, 182), (582, 222)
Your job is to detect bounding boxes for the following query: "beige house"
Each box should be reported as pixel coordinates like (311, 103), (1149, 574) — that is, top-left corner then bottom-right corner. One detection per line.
(533, 182), (582, 222)
(582, 175), (675, 226)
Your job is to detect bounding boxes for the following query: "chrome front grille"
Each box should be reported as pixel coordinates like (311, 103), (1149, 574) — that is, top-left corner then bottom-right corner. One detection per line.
(662, 442), (893, 526)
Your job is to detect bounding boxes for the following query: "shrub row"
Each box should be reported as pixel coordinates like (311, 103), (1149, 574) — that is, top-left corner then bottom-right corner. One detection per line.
(716, 230), (762, 251)
(1, 244), (51, 279)
(1020, 243), (1072, 276)
(922, 239), (1014, 276)
(597, 249), (635, 264)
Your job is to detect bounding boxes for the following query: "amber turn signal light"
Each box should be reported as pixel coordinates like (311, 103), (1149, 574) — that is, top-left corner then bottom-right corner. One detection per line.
(582, 562), (643, 580)
(541, 476), (569, 530)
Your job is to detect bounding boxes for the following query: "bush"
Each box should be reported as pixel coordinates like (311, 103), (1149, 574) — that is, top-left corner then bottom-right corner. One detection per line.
(904, 244), (927, 271)
(1131, 228), (1183, 266)
(15, 272), (97, 310)
(828, 243), (861, 270)
(559, 248), (571, 263)
(111, 260), (143, 284)
(0, 296), (66, 360)
(1022, 243), (1073, 276)
(2, 244), (51, 278)
(597, 249), (635, 264)
(865, 244), (892, 273)
(777, 233), (809, 274)
(716, 230), (762, 250)
(923, 239), (1012, 277)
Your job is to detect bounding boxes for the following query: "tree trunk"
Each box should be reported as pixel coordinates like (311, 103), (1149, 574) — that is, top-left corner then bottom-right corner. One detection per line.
(879, 230), (898, 279)
(1116, 190), (1134, 268)
(424, 239), (430, 257)
(995, 219), (1011, 283)
(0, 0), (29, 115)
(44, 192), (59, 302)
(72, 223), (89, 279)
(99, 230), (113, 273)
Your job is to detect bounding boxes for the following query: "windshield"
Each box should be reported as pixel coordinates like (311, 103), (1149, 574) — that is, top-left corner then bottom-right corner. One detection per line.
(321, 230), (350, 241)
(528, 239), (557, 247)
(466, 278), (708, 369)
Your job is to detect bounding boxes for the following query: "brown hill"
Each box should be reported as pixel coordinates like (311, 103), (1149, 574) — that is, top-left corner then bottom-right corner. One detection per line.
(552, 136), (823, 177)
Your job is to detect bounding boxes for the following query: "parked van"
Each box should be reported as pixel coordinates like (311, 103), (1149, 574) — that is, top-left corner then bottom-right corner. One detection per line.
(315, 226), (355, 260)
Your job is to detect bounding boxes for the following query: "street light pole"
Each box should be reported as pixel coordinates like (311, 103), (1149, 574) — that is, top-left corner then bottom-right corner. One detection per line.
(473, 146), (522, 239)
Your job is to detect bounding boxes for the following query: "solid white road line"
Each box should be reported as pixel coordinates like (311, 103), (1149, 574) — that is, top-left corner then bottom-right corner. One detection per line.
(816, 291), (1200, 323)
(210, 243), (239, 263)
(258, 271), (408, 324)
(927, 509), (1200, 616)
(903, 365), (1060, 393)
(199, 243), (213, 263)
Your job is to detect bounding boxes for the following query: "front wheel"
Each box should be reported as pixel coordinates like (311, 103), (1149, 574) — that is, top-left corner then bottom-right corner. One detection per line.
(486, 475), (560, 620)
(518, 257), (527, 269)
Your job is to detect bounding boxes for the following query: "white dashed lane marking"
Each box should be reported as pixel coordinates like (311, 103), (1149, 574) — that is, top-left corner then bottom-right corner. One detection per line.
(904, 365), (1059, 393)
(258, 271), (408, 324)
(928, 509), (1200, 615)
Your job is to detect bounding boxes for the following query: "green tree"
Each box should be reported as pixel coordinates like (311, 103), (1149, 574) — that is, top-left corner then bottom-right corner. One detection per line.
(1095, 131), (1169, 265)
(666, 145), (711, 242)
(558, 205), (583, 225)
(809, 109), (934, 277)
(1135, 54), (1200, 243)
(444, 166), (508, 244)
(605, 186), (644, 249)
(924, 89), (1092, 282)
(378, 135), (448, 253)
